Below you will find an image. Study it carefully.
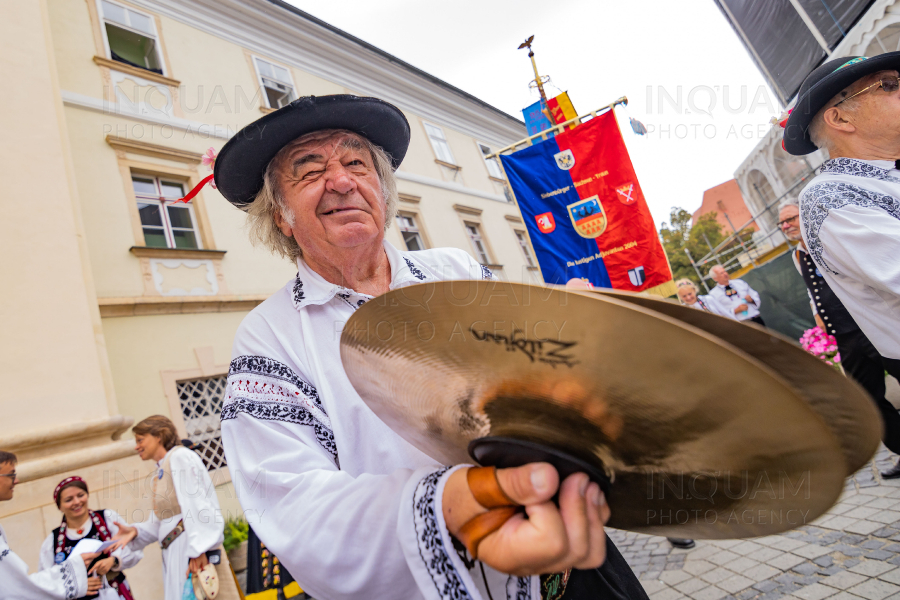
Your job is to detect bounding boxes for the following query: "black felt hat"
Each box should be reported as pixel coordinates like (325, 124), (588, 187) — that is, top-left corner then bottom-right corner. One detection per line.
(214, 95), (410, 205)
(784, 52), (900, 155)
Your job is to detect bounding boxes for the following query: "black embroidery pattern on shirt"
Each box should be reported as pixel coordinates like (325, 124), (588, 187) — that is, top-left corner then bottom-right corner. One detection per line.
(292, 276), (306, 308)
(507, 575), (532, 600)
(60, 561), (79, 600)
(404, 257), (427, 281)
(480, 265), (493, 280)
(336, 291), (359, 311)
(221, 398), (337, 458)
(800, 181), (900, 275)
(818, 158), (900, 183)
(414, 467), (473, 600)
(0, 549), (8, 561)
(229, 355), (324, 409)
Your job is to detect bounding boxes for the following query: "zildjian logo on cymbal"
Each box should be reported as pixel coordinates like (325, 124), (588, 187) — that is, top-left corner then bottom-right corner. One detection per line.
(469, 326), (579, 368)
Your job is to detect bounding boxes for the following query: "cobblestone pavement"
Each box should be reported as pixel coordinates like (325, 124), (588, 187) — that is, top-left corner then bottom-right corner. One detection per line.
(609, 447), (900, 600)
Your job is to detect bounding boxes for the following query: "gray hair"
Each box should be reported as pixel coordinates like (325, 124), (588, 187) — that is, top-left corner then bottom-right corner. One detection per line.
(808, 90), (861, 153)
(240, 129), (398, 261)
(778, 197), (799, 211)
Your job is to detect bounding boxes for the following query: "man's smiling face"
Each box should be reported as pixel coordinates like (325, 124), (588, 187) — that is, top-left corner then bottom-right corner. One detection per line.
(273, 131), (387, 260)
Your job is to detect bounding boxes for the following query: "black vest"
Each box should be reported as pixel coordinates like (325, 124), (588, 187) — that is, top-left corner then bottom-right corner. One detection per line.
(796, 249), (858, 336)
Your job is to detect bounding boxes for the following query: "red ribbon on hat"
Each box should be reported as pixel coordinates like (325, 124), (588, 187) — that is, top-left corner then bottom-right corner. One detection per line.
(172, 147), (217, 204)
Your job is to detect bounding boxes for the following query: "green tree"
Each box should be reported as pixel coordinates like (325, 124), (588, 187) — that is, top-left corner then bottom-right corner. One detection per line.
(659, 208), (727, 286)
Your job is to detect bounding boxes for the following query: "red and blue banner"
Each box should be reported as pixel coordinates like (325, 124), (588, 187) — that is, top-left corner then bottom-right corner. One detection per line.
(522, 100), (553, 137)
(500, 110), (675, 296)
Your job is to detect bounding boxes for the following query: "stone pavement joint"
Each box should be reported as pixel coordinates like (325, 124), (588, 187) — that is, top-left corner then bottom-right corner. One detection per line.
(631, 448), (900, 600)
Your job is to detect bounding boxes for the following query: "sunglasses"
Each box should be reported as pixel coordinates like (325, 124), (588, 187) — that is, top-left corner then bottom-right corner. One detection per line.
(834, 76), (900, 107)
(777, 215), (799, 228)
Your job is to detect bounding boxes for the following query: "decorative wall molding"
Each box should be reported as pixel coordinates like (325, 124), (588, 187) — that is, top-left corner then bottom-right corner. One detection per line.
(109, 138), (203, 164)
(93, 56), (181, 87)
(453, 203), (483, 216)
(398, 193), (421, 204)
(130, 246), (226, 259)
(61, 90), (234, 140)
(0, 416), (133, 452)
(504, 214), (523, 223)
(98, 294), (268, 317)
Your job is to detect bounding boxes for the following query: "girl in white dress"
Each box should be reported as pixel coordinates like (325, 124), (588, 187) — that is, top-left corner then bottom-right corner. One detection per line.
(39, 477), (142, 599)
(109, 416), (239, 600)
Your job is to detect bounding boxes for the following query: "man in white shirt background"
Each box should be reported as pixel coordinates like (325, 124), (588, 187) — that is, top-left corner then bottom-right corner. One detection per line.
(783, 52), (900, 380)
(708, 265), (765, 326)
(780, 199), (900, 478)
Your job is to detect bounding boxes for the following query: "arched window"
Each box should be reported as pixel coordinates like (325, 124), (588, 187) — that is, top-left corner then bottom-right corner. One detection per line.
(865, 23), (900, 57)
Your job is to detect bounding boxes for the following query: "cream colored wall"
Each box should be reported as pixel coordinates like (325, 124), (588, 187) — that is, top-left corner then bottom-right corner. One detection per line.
(1, 0), (113, 432)
(101, 311), (247, 423)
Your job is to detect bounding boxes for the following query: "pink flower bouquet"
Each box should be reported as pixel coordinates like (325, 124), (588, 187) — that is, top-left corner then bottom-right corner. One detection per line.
(799, 326), (841, 370)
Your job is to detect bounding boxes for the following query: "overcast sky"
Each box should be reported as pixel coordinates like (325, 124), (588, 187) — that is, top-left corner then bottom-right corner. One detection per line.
(286, 0), (779, 228)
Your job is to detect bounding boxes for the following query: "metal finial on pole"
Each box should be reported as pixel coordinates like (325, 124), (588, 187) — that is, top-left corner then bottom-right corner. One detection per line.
(518, 35), (551, 109)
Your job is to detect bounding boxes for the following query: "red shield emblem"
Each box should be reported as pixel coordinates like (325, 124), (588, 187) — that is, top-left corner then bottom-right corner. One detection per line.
(616, 183), (636, 205)
(535, 212), (556, 234)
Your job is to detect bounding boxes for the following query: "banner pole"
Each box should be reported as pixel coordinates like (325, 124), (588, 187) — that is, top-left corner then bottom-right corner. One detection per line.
(485, 96), (628, 160)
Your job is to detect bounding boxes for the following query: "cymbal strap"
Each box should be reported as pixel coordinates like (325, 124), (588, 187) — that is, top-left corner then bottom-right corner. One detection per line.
(467, 466), (517, 509)
(455, 506), (522, 559)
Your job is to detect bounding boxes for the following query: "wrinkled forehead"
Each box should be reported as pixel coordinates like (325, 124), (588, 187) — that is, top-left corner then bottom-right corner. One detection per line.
(276, 129), (369, 168)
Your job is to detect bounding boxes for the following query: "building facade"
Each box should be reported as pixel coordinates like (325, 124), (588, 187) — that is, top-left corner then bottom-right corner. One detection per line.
(733, 0), (900, 233)
(0, 0), (534, 595)
(692, 179), (757, 233)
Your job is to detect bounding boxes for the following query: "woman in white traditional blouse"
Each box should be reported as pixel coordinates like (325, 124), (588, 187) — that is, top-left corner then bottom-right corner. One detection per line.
(676, 278), (735, 319)
(109, 416), (239, 600)
(39, 477), (142, 599)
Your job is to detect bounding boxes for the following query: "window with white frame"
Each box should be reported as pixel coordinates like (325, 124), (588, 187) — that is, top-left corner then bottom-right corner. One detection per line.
(132, 174), (201, 249)
(396, 214), (425, 251)
(253, 57), (297, 109)
(424, 122), (456, 164)
(100, 1), (164, 74)
(178, 375), (227, 471)
(465, 222), (492, 264)
(477, 142), (504, 179)
(514, 230), (536, 267)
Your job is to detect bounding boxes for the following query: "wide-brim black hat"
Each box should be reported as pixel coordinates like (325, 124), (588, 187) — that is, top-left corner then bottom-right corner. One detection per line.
(784, 52), (900, 155)
(214, 95), (410, 205)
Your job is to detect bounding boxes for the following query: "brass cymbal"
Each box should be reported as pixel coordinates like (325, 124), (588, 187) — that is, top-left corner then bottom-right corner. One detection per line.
(578, 288), (881, 475)
(341, 280), (846, 538)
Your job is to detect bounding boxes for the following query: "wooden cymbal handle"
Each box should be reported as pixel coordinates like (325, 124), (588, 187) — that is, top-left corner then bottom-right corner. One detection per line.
(455, 506), (522, 559)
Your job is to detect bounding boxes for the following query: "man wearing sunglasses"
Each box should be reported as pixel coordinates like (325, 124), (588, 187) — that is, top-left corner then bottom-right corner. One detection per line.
(0, 450), (101, 599)
(784, 52), (900, 408)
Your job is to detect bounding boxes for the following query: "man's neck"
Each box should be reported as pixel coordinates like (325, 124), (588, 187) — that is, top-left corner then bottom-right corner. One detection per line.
(303, 238), (392, 296)
(829, 138), (900, 162)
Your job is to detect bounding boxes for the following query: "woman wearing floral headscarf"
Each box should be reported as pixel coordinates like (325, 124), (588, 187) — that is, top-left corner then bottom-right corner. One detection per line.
(39, 476), (143, 599)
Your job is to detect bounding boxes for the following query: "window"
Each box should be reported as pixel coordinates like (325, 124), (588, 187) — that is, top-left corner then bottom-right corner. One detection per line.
(100, 0), (163, 74)
(253, 57), (297, 109)
(477, 142), (504, 179)
(465, 222), (492, 264)
(132, 174), (201, 249)
(396, 214), (425, 251)
(424, 122), (456, 164)
(514, 230), (536, 267)
(178, 376), (227, 471)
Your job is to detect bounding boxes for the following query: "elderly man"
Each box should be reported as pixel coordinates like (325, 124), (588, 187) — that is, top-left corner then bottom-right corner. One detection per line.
(783, 52), (900, 382)
(0, 451), (100, 599)
(214, 96), (644, 600)
(707, 265), (765, 325)
(779, 199), (900, 478)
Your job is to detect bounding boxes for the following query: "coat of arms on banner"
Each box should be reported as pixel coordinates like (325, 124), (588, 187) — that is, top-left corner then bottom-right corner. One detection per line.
(535, 212), (556, 233)
(567, 195), (607, 239)
(554, 149), (575, 170)
(616, 183), (636, 205)
(628, 265), (646, 286)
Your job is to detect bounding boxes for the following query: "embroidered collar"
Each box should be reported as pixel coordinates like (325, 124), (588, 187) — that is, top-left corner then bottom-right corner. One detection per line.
(818, 158), (900, 182)
(291, 241), (433, 311)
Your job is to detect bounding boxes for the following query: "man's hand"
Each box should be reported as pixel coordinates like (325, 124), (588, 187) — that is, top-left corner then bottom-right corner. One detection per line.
(187, 553), (209, 576)
(744, 294), (754, 303)
(86, 576), (103, 594)
(442, 463), (610, 577)
(89, 556), (116, 576)
(108, 521), (137, 553)
(734, 304), (748, 314)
